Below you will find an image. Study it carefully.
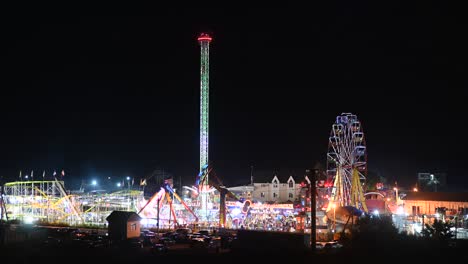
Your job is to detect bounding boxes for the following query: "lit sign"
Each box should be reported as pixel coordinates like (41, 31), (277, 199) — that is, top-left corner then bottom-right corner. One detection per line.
(226, 201), (293, 210)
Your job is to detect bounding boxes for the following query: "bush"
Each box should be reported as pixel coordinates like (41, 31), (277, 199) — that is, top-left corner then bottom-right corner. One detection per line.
(346, 214), (400, 251)
(421, 219), (454, 241)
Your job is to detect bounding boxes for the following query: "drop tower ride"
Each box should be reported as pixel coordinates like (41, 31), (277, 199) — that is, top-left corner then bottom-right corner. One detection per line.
(198, 33), (212, 222)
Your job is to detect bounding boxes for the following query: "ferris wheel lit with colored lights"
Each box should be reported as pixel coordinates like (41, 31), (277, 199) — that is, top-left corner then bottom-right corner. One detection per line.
(326, 113), (368, 212)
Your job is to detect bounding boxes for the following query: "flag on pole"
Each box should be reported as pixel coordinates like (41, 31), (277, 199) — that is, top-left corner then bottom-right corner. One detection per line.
(53, 171), (57, 177)
(31, 170), (34, 180)
(140, 179), (147, 186)
(61, 170), (65, 177)
(43, 170), (45, 179)
(19, 170), (22, 180)
(132, 178), (134, 186)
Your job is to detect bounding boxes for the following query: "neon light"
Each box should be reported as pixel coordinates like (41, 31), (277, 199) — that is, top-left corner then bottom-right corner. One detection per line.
(198, 36), (212, 42)
(198, 33), (212, 42)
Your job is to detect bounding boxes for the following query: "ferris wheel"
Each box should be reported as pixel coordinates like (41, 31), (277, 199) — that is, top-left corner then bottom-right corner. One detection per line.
(326, 113), (368, 212)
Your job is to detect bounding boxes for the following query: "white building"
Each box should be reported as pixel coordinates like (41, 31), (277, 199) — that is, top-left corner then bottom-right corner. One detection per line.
(227, 174), (306, 203)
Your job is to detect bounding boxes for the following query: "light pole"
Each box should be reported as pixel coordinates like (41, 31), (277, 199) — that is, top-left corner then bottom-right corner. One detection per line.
(307, 169), (316, 253)
(422, 214), (426, 234)
(156, 197), (160, 234)
(394, 187), (399, 206)
(454, 216), (458, 239)
(126, 176), (131, 190)
(331, 202), (336, 233)
(125, 176), (131, 211)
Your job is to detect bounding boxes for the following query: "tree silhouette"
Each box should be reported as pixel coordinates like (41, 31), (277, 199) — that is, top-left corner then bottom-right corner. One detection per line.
(313, 161), (327, 181)
(365, 170), (385, 191)
(422, 219), (454, 241)
(346, 214), (399, 250)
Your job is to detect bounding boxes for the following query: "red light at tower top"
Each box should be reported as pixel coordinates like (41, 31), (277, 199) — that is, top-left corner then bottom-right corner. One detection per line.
(198, 33), (212, 42)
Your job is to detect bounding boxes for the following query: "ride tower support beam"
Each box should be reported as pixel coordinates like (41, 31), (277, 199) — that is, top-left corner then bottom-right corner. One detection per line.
(219, 190), (226, 228)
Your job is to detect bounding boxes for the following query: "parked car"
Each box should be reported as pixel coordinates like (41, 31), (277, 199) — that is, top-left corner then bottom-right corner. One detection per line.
(174, 228), (192, 242)
(322, 241), (343, 252)
(199, 230), (210, 236)
(127, 238), (144, 249)
(86, 235), (109, 248)
(141, 229), (156, 236)
(175, 228), (192, 234)
(43, 236), (62, 247)
(158, 237), (176, 246)
(208, 237), (221, 249)
(316, 242), (325, 249)
(151, 243), (168, 254)
(113, 238), (143, 250)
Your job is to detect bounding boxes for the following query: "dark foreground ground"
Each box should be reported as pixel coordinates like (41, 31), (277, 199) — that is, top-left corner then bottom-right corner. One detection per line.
(1, 239), (467, 264)
(2, 226), (467, 264)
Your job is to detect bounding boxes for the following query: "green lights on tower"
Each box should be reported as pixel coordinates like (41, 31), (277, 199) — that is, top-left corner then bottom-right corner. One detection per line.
(198, 33), (212, 183)
(197, 33), (212, 223)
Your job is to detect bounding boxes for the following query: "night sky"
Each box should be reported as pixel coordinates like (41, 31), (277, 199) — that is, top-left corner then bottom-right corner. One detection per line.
(2, 6), (467, 190)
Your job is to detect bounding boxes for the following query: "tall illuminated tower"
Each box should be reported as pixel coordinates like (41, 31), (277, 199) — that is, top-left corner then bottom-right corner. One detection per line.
(198, 33), (211, 177)
(198, 33), (212, 222)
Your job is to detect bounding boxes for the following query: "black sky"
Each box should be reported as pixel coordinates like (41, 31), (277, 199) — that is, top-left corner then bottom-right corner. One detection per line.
(2, 6), (467, 189)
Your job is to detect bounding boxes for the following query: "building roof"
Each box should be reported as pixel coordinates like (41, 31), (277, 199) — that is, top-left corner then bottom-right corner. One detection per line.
(106, 211), (142, 222)
(242, 169), (310, 184)
(276, 174), (297, 183)
(227, 185), (255, 192)
(403, 192), (468, 202)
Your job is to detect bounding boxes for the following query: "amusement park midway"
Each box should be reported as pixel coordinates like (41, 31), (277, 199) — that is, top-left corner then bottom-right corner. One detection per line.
(2, 8), (468, 261)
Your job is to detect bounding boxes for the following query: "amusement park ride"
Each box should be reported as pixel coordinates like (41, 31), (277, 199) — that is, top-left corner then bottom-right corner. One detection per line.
(137, 163), (246, 229)
(137, 178), (198, 225)
(324, 112), (369, 226)
(0, 113), (371, 233)
(0, 30), (373, 236)
(197, 32), (211, 224)
(195, 164), (244, 228)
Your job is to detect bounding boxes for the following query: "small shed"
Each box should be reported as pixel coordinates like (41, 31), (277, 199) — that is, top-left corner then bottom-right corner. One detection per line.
(106, 211), (142, 241)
